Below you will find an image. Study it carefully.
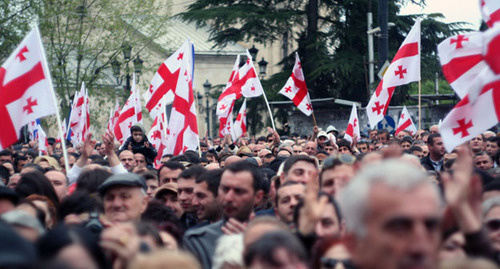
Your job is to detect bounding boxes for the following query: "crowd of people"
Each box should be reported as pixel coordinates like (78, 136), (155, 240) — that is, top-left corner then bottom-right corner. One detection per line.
(1, 122), (500, 269)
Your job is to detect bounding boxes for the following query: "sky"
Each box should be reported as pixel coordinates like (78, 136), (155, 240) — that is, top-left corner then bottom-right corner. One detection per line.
(400, 0), (482, 30)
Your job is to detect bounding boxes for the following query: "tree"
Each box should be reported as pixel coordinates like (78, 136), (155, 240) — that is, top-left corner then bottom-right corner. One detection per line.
(37, 0), (170, 116)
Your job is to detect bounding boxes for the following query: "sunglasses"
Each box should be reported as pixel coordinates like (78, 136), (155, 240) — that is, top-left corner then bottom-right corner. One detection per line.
(486, 219), (500, 231)
(320, 258), (355, 269)
(322, 154), (356, 169)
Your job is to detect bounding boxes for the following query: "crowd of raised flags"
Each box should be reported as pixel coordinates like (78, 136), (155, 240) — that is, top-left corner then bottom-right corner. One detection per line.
(2, 0), (500, 157)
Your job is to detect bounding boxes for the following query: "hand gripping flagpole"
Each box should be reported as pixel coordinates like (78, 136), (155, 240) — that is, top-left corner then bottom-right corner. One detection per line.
(35, 26), (70, 174)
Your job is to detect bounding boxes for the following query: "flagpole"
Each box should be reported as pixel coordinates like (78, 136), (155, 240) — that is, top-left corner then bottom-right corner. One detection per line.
(194, 90), (202, 157)
(261, 90), (277, 132)
(418, 80), (422, 130)
(311, 111), (318, 127)
(35, 26), (70, 174)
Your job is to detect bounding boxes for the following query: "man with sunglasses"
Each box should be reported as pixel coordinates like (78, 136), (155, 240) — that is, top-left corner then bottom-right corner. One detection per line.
(320, 154), (356, 197)
(339, 160), (442, 269)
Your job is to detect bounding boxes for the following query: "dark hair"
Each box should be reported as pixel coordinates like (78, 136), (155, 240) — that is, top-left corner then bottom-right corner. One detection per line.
(37, 225), (108, 268)
(275, 180), (302, 205)
(311, 237), (348, 269)
(76, 168), (112, 194)
(487, 136), (500, 147)
(378, 129), (389, 138)
(428, 133), (442, 146)
(0, 166), (9, 184)
(0, 150), (13, 158)
(243, 231), (307, 267)
(57, 191), (103, 222)
(158, 161), (185, 179)
(178, 165), (205, 180)
(282, 155), (317, 175)
(15, 171), (60, 207)
(223, 161), (264, 192)
(199, 142), (208, 148)
(134, 221), (164, 247)
(13, 155), (28, 173)
(141, 200), (184, 246)
(409, 145), (422, 152)
(138, 171), (158, 182)
(336, 139), (352, 152)
(130, 125), (143, 134)
(401, 136), (414, 145)
(21, 163), (45, 174)
(195, 169), (223, 197)
(183, 151), (201, 164)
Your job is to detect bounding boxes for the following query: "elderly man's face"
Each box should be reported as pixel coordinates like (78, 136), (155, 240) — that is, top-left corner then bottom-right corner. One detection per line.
(350, 183), (441, 269)
(304, 142), (317, 156)
(103, 186), (148, 223)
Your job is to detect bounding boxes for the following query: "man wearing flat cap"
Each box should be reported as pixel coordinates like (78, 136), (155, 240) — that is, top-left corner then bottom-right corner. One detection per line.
(98, 173), (148, 223)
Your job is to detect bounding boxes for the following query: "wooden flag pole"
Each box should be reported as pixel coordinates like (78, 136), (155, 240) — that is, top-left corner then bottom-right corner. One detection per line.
(311, 111), (318, 127)
(418, 80), (422, 130)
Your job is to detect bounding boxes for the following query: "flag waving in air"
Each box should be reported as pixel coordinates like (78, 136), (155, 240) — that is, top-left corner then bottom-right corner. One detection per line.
(165, 40), (199, 155)
(480, 0), (500, 28)
(395, 106), (417, 136)
(233, 99), (247, 139)
(68, 82), (90, 145)
(114, 75), (142, 143)
(218, 55), (240, 139)
(216, 51), (263, 122)
(279, 52), (313, 116)
(148, 100), (168, 167)
(0, 27), (57, 149)
(366, 18), (421, 128)
(344, 104), (360, 143)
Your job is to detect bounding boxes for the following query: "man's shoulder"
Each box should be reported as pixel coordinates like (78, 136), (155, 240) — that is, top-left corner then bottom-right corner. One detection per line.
(184, 220), (224, 238)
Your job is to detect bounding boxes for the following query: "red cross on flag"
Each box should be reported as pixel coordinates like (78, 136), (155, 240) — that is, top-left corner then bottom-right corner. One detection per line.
(144, 41), (189, 120)
(279, 53), (313, 116)
(233, 99), (247, 140)
(0, 27), (57, 149)
(216, 50), (264, 120)
(68, 82), (90, 145)
(438, 31), (490, 101)
(395, 106), (417, 136)
(114, 75), (143, 143)
(480, 0), (500, 28)
(366, 19), (421, 128)
(219, 55), (240, 139)
(165, 40), (199, 155)
(148, 102), (168, 166)
(440, 23), (500, 152)
(344, 104), (360, 143)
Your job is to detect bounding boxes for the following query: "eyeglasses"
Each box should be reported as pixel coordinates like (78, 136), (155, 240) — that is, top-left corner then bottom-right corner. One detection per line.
(322, 154), (356, 169)
(320, 258), (355, 269)
(486, 219), (500, 232)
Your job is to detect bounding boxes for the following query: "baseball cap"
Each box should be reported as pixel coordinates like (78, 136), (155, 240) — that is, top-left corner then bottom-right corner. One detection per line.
(98, 173), (147, 196)
(318, 131), (328, 138)
(326, 125), (338, 134)
(154, 182), (178, 199)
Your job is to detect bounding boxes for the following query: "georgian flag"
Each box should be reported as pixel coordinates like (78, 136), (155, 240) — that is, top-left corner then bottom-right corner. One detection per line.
(395, 106), (417, 136)
(107, 100), (120, 135)
(344, 104), (360, 143)
(233, 99), (247, 139)
(113, 75), (142, 143)
(366, 19), (421, 128)
(165, 40), (199, 155)
(480, 0), (500, 28)
(216, 51), (263, 119)
(148, 101), (168, 166)
(279, 52), (313, 116)
(68, 82), (90, 145)
(0, 27), (57, 149)
(438, 32), (489, 100)
(219, 55), (240, 139)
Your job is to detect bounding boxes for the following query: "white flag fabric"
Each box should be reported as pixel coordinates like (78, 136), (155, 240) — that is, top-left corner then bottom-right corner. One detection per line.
(233, 99), (247, 139)
(68, 83), (90, 145)
(480, 0), (500, 28)
(344, 104), (360, 143)
(145, 41), (190, 120)
(114, 81), (142, 143)
(395, 106), (417, 136)
(0, 27), (57, 149)
(165, 40), (199, 155)
(438, 32), (490, 101)
(279, 53), (313, 116)
(219, 55), (240, 139)
(366, 19), (421, 128)
(148, 105), (168, 167)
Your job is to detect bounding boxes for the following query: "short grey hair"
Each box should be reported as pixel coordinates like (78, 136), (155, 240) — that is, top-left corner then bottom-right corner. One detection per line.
(338, 159), (441, 238)
(482, 196), (500, 217)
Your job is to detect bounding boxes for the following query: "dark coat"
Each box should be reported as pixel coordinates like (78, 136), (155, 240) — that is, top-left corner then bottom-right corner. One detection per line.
(183, 220), (224, 269)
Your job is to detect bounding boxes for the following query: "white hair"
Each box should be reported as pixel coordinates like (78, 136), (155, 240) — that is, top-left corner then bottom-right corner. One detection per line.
(338, 159), (441, 238)
(482, 196), (500, 216)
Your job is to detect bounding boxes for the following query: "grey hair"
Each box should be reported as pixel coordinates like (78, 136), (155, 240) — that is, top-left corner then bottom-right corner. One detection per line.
(482, 196), (500, 217)
(338, 159), (441, 238)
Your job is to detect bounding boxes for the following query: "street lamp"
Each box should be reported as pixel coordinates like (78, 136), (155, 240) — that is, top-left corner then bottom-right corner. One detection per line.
(258, 58), (268, 79)
(249, 45), (259, 60)
(203, 79), (212, 138)
(112, 44), (143, 96)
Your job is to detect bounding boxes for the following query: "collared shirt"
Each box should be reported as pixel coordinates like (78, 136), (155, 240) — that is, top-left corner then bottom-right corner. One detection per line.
(430, 158), (443, 171)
